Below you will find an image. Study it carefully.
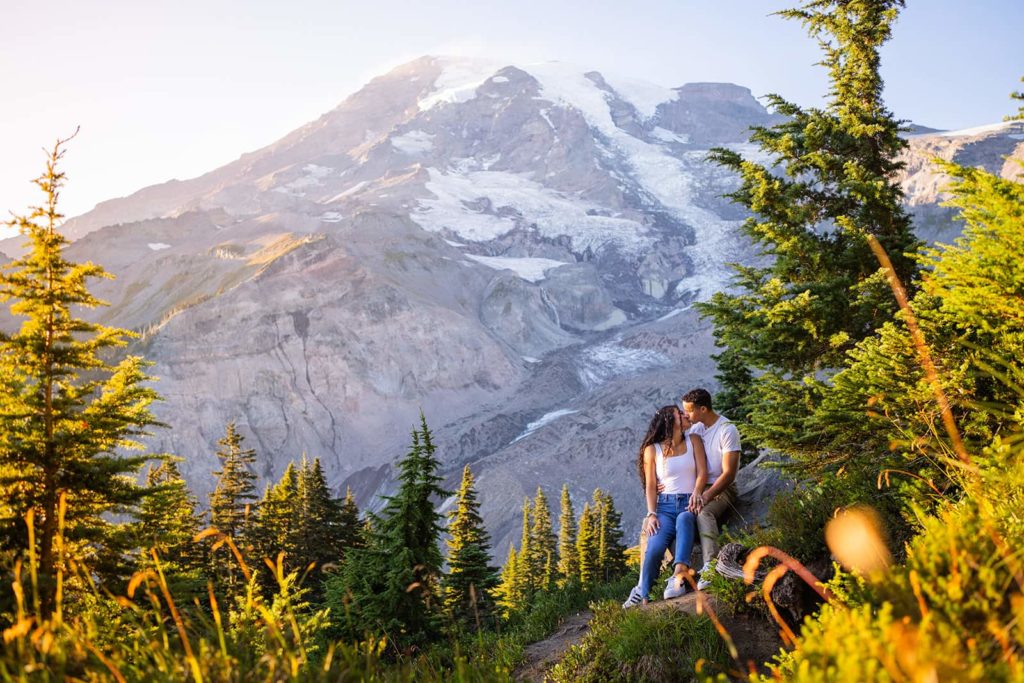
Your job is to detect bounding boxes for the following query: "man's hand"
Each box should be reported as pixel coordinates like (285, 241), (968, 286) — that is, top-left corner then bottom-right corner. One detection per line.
(656, 482), (665, 493)
(687, 496), (704, 514)
(642, 514), (660, 537)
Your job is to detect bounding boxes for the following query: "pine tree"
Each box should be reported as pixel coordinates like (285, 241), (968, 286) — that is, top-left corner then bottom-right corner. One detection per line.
(208, 422), (258, 595)
(701, 0), (921, 453)
(442, 465), (499, 626)
(135, 459), (204, 598)
(592, 489), (627, 581)
(556, 485), (579, 585)
(325, 414), (448, 649)
(0, 134), (161, 611)
(528, 487), (557, 592)
(576, 502), (599, 585)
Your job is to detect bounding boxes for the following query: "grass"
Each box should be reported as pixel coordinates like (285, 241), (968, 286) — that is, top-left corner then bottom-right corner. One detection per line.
(415, 575), (639, 676)
(547, 600), (729, 682)
(0, 509), (638, 683)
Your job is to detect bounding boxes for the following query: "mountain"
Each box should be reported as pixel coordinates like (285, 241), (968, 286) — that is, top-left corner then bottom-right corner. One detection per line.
(2, 56), (1021, 555)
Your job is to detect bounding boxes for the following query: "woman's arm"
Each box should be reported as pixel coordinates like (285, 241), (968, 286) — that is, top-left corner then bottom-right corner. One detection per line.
(642, 445), (660, 536)
(688, 434), (708, 513)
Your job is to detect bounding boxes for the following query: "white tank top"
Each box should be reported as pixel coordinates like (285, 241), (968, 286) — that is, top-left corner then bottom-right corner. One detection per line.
(654, 438), (697, 495)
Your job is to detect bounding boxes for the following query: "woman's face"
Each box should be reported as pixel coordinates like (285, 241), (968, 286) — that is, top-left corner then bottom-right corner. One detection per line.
(675, 408), (691, 431)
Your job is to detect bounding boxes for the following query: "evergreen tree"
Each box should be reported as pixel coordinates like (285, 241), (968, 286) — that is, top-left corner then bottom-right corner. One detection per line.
(441, 465), (499, 626)
(527, 487), (557, 592)
(556, 485), (579, 585)
(135, 459), (204, 598)
(326, 415), (448, 649)
(337, 486), (362, 555)
(0, 135), (161, 611)
(495, 544), (525, 615)
(516, 497), (534, 596)
(297, 457), (351, 587)
(592, 489), (627, 581)
(250, 462), (300, 589)
(208, 422), (258, 595)
(209, 422), (258, 540)
(576, 502), (599, 585)
(701, 0), (921, 453)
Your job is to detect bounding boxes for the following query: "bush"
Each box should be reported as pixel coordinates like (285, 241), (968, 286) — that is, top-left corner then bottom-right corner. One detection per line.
(761, 459), (1024, 682)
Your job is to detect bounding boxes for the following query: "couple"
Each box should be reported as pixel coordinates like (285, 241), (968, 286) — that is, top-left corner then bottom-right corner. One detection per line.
(623, 388), (741, 607)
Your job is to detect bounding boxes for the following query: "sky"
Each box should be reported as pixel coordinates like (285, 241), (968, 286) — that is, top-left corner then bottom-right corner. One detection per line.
(1, 0), (1021, 226)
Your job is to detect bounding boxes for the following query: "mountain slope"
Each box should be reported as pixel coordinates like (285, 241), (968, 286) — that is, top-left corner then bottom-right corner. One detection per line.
(3, 56), (1021, 555)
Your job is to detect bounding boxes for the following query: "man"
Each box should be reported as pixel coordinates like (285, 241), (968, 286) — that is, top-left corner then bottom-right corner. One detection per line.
(681, 387), (740, 590)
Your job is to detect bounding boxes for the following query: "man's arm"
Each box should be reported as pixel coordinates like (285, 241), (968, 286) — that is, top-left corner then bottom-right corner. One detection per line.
(700, 450), (738, 505)
(701, 423), (741, 505)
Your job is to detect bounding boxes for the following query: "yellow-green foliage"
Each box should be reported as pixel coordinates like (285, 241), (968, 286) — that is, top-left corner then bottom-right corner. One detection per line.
(764, 460), (1024, 682)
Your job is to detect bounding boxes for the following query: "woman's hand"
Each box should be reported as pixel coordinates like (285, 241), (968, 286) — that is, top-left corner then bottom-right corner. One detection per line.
(688, 495), (704, 514)
(642, 513), (660, 537)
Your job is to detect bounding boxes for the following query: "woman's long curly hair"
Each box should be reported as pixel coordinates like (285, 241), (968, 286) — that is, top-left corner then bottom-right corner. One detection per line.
(636, 406), (678, 488)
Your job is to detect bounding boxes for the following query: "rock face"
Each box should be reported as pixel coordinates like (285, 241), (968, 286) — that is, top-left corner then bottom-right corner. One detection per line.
(1, 56), (1020, 557)
(899, 120), (1024, 243)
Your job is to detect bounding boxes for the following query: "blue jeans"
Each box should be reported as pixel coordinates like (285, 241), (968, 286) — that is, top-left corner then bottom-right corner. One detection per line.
(639, 493), (697, 599)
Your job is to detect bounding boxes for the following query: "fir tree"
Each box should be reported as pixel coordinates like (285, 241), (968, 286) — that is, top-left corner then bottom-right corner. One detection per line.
(442, 465), (499, 627)
(701, 0), (921, 453)
(337, 486), (362, 555)
(135, 459), (204, 598)
(0, 134), (161, 611)
(556, 484), (579, 585)
(516, 497), (534, 596)
(250, 462), (300, 589)
(297, 457), (351, 588)
(528, 487), (557, 592)
(592, 489), (627, 581)
(209, 422), (258, 540)
(496, 544), (524, 615)
(326, 414), (448, 649)
(576, 502), (599, 585)
(208, 422), (258, 595)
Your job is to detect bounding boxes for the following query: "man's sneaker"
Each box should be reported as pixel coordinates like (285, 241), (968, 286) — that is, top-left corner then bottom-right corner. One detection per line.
(622, 585), (645, 608)
(663, 575), (688, 600)
(696, 561), (714, 591)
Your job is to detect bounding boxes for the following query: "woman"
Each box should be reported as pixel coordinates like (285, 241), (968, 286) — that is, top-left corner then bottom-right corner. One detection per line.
(622, 405), (708, 607)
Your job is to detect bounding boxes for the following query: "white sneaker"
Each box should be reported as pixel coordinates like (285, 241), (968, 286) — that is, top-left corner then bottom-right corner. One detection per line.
(697, 561), (714, 591)
(663, 575), (688, 600)
(622, 585), (644, 608)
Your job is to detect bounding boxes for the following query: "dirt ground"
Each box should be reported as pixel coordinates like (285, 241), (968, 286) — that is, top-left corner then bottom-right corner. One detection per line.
(513, 609), (593, 682)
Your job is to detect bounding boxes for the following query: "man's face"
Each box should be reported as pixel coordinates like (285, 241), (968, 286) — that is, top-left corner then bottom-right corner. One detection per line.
(682, 401), (704, 425)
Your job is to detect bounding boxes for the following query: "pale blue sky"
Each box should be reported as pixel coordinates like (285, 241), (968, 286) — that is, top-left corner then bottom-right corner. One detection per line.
(2, 0), (1021, 224)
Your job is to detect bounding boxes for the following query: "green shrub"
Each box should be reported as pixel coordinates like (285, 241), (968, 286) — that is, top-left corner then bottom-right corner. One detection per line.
(760, 459), (1024, 682)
